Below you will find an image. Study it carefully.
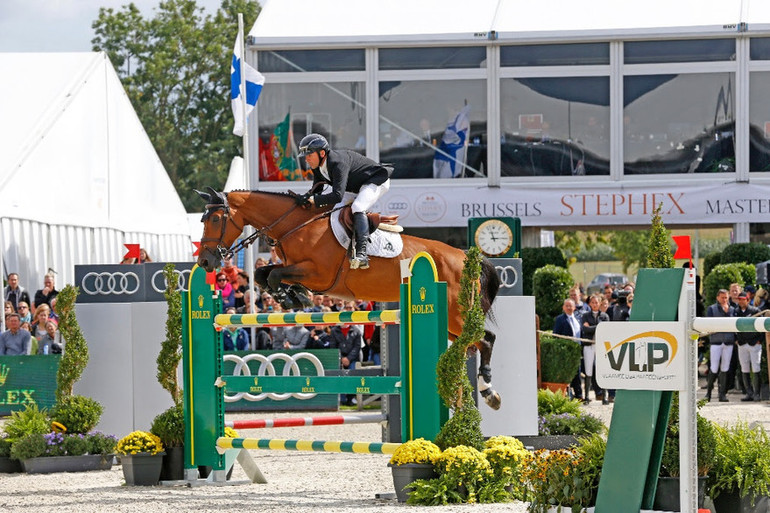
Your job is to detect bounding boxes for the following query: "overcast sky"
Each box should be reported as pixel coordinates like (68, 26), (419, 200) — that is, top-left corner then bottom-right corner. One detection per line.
(0, 0), (223, 52)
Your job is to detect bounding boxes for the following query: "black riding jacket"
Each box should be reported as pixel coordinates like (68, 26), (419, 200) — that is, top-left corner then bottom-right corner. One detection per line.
(310, 150), (392, 208)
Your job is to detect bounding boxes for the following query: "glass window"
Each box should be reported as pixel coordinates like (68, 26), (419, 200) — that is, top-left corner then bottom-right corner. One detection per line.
(500, 43), (609, 67)
(257, 82), (366, 181)
(749, 72), (770, 172)
(378, 80), (487, 179)
(624, 73), (735, 174)
(500, 77), (610, 177)
(379, 47), (486, 70)
(257, 49), (365, 72)
(750, 38), (770, 60)
(624, 39), (735, 64)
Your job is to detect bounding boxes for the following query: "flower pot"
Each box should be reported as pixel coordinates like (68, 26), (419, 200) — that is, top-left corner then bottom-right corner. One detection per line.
(388, 462), (437, 503)
(541, 382), (569, 394)
(159, 446), (185, 481)
(515, 435), (580, 451)
(653, 475), (707, 511)
(120, 452), (165, 486)
(21, 454), (112, 474)
(713, 487), (770, 513)
(0, 456), (22, 473)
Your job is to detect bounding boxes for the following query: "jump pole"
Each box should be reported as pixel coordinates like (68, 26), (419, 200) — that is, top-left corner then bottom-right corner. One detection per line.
(226, 413), (386, 430)
(181, 252), (448, 481)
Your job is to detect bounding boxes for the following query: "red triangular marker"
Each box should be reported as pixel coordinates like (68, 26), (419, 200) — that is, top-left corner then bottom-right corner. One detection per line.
(672, 235), (692, 260)
(123, 244), (141, 260)
(192, 241), (201, 257)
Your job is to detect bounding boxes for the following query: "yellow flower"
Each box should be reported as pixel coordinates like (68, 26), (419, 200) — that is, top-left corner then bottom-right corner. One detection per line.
(389, 438), (441, 466)
(224, 427), (239, 438)
(116, 431), (164, 455)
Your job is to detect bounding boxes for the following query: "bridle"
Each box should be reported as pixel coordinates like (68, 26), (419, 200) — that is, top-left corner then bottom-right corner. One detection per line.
(200, 201), (247, 260)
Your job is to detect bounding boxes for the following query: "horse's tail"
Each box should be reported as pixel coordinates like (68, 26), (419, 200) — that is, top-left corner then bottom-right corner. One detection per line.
(480, 257), (500, 321)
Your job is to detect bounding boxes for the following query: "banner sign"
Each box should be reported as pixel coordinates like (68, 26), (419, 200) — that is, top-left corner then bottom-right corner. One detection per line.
(595, 321), (686, 391)
(0, 355), (59, 415)
(364, 181), (770, 227)
(75, 262), (195, 304)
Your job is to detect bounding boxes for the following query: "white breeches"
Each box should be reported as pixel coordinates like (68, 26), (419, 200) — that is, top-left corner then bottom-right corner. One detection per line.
(738, 343), (762, 373)
(333, 180), (391, 213)
(710, 343), (734, 373)
(583, 344), (595, 377)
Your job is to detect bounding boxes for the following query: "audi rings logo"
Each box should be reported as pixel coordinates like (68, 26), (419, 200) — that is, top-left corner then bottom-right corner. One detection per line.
(81, 271), (141, 296)
(223, 352), (325, 402)
(379, 194), (411, 218)
(496, 265), (519, 289)
(150, 268), (192, 293)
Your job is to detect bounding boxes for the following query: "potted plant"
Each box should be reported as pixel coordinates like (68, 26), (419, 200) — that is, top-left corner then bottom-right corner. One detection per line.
(483, 436), (531, 500)
(1, 404), (50, 473)
(517, 389), (605, 450)
(654, 395), (716, 511)
(150, 402), (185, 481)
(116, 431), (165, 486)
(0, 433), (21, 473)
(10, 430), (116, 473)
(387, 437), (441, 502)
(708, 422), (770, 513)
(540, 334), (582, 394)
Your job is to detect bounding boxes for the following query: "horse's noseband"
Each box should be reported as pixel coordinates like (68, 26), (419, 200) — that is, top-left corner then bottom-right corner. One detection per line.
(200, 203), (244, 260)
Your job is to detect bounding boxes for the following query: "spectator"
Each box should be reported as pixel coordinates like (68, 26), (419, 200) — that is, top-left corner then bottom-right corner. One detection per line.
(255, 257), (269, 270)
(37, 319), (64, 355)
(0, 313), (31, 355)
(268, 247), (282, 265)
(306, 293), (324, 312)
(233, 271), (249, 310)
(744, 285), (757, 307)
(581, 295), (610, 405)
(32, 273), (58, 314)
(30, 304), (51, 340)
(277, 325), (310, 351)
(215, 272), (235, 311)
(568, 287), (590, 315)
(120, 256), (137, 264)
(308, 326), (332, 349)
(221, 256), (240, 286)
(4, 273), (31, 313)
(755, 288), (769, 311)
(728, 283), (742, 308)
(48, 297), (59, 323)
(329, 318), (362, 406)
(223, 326), (249, 351)
(139, 248), (152, 263)
(17, 301), (31, 323)
(705, 289), (735, 402)
(4, 301), (14, 318)
(553, 298), (583, 401)
(734, 292), (762, 402)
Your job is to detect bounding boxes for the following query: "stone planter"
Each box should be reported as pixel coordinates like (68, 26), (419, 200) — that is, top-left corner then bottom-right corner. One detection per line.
(653, 475), (707, 512)
(21, 454), (112, 474)
(120, 452), (165, 486)
(713, 487), (770, 513)
(159, 446), (185, 481)
(388, 462), (438, 503)
(515, 435), (580, 451)
(0, 456), (23, 473)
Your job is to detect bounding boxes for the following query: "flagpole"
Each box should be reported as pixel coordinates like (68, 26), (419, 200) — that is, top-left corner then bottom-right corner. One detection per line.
(239, 13), (259, 335)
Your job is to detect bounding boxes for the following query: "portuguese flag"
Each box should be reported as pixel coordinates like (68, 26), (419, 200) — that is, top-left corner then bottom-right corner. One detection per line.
(260, 112), (307, 181)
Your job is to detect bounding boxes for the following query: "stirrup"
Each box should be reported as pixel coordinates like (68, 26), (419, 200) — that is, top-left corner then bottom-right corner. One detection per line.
(349, 255), (369, 270)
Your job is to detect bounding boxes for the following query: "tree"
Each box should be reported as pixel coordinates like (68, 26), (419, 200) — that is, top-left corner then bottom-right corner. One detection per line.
(647, 203), (674, 269)
(92, 0), (261, 211)
(610, 230), (649, 273)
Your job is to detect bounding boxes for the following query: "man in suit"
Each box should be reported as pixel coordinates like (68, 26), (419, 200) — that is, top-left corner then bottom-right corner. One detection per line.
(553, 299), (583, 401)
(706, 289), (735, 402)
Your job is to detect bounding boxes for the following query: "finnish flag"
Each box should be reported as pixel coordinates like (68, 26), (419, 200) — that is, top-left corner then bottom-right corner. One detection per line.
(231, 27), (264, 137)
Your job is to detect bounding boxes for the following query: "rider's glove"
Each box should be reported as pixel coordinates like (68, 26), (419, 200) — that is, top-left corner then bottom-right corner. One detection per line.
(295, 192), (312, 206)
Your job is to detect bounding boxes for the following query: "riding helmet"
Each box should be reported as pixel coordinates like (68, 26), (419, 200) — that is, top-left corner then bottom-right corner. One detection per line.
(298, 133), (330, 157)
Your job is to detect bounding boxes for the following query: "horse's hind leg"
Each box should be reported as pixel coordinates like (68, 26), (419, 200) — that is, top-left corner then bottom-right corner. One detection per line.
(476, 329), (501, 410)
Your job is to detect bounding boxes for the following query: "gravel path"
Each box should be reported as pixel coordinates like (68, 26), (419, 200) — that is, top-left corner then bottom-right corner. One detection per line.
(1, 388), (768, 513)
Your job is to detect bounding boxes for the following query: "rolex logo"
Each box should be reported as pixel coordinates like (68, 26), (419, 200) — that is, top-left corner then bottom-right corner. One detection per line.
(306, 377), (311, 386)
(198, 295), (204, 308)
(419, 286), (426, 302)
(253, 377), (259, 386)
(0, 364), (9, 386)
(361, 377), (365, 386)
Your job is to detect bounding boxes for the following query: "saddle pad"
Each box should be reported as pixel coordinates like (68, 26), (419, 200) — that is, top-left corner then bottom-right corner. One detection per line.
(330, 210), (403, 259)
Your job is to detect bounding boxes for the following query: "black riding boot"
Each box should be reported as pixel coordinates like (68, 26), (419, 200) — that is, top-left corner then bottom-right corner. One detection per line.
(741, 372), (755, 402)
(350, 212), (370, 270)
(705, 370), (716, 402)
(583, 377), (591, 404)
(753, 373), (762, 401)
(718, 371), (729, 402)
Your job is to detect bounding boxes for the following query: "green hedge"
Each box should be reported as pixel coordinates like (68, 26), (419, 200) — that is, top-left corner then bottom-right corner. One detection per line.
(720, 242), (770, 266)
(703, 252), (723, 277)
(533, 265), (574, 331)
(521, 247), (567, 296)
(540, 334), (582, 383)
(703, 264), (743, 304)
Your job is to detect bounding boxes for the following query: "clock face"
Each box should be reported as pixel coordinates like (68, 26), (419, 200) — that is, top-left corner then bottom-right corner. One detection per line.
(475, 219), (513, 257)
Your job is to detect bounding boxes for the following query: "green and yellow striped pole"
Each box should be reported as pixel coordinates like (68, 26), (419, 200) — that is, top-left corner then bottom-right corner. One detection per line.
(217, 437), (401, 455)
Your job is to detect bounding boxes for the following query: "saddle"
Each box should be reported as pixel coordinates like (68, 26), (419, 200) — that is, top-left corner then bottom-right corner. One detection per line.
(338, 206), (402, 235)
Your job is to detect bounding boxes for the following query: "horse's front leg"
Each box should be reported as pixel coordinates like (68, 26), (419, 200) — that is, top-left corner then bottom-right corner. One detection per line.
(266, 263), (313, 310)
(255, 264), (282, 293)
(475, 329), (501, 410)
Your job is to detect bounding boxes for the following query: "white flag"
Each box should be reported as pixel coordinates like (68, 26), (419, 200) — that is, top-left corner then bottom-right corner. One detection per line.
(231, 26), (264, 137)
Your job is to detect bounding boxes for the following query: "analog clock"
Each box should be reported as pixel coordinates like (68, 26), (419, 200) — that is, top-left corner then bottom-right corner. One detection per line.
(474, 219), (514, 257)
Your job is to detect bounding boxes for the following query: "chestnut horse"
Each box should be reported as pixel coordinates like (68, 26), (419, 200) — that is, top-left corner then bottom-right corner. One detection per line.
(195, 188), (501, 409)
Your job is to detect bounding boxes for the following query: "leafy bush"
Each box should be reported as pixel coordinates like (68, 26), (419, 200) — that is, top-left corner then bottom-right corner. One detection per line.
(0, 435), (11, 457)
(537, 388), (582, 417)
(86, 432), (118, 455)
(10, 433), (47, 460)
(50, 395), (103, 434)
(708, 422), (770, 501)
(540, 335), (582, 384)
(3, 404), (50, 441)
(533, 265), (574, 330)
(720, 242), (770, 266)
(732, 262), (758, 288)
(703, 263), (743, 304)
(660, 395), (716, 477)
(703, 251), (723, 277)
(150, 403), (185, 448)
(539, 412), (606, 437)
(521, 247), (567, 296)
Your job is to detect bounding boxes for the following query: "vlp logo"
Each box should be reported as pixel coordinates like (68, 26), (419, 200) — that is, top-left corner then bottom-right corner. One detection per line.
(595, 321), (686, 391)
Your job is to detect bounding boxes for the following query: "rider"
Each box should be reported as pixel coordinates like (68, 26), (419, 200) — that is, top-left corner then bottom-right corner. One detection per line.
(297, 133), (393, 270)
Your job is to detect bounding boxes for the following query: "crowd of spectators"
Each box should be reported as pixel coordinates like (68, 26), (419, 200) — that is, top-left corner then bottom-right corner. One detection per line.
(1, 272), (64, 355)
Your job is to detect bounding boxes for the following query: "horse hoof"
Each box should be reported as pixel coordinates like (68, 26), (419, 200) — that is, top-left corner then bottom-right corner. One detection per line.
(484, 391), (501, 410)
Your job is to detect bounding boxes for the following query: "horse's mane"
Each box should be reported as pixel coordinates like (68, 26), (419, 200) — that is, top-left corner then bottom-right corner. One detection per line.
(229, 189), (297, 200)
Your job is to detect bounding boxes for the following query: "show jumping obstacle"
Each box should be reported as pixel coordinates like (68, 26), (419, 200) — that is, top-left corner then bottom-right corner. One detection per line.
(182, 252), (448, 481)
(225, 413), (387, 430)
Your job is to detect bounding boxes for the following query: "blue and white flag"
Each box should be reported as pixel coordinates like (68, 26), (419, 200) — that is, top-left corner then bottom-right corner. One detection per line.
(231, 26), (265, 137)
(432, 104), (471, 178)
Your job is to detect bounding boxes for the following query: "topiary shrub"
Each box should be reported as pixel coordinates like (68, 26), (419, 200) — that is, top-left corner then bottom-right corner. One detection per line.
(648, 204), (674, 269)
(731, 262), (757, 288)
(150, 402), (185, 448)
(521, 247), (567, 296)
(703, 251), (723, 277)
(703, 264), (743, 304)
(50, 395), (103, 434)
(540, 334), (582, 384)
(533, 265), (574, 331)
(720, 242), (770, 266)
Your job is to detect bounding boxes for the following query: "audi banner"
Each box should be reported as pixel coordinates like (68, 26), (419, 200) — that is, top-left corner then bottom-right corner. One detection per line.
(75, 263), (195, 303)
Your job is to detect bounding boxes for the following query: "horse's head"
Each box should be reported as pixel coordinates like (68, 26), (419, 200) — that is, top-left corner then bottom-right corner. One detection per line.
(195, 187), (245, 272)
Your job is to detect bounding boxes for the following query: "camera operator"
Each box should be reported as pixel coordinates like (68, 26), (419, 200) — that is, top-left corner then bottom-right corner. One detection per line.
(607, 290), (631, 322)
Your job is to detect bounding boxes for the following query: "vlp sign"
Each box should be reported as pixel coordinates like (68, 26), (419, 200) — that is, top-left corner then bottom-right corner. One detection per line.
(595, 321), (686, 391)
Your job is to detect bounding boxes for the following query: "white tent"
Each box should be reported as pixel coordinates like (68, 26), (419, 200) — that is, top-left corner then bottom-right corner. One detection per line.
(0, 52), (192, 293)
